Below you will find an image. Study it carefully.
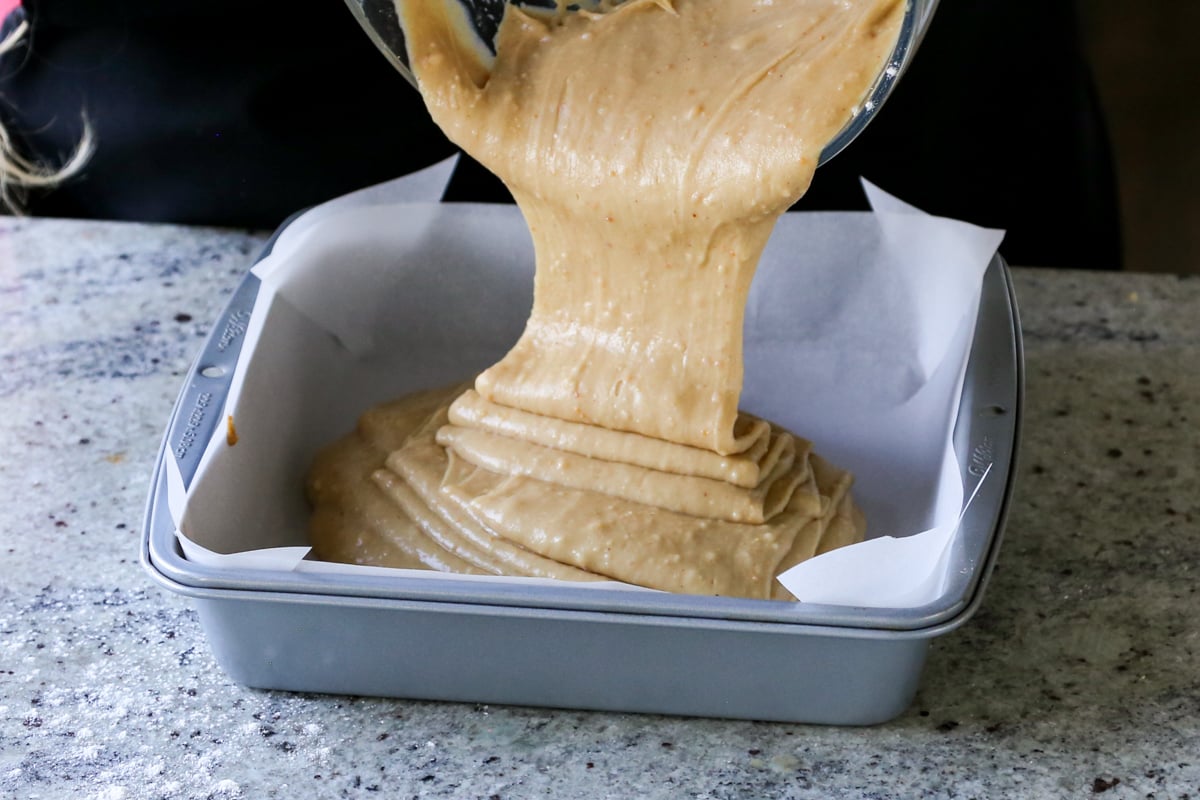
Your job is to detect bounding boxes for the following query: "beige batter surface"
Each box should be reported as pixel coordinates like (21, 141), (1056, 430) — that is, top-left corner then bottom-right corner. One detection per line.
(307, 0), (902, 599)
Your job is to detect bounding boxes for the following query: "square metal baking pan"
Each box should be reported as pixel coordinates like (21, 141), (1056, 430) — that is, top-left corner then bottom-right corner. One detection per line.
(141, 211), (1023, 725)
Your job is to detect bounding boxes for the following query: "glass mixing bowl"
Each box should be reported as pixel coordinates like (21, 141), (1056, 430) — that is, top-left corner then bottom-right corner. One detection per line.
(343, 0), (939, 165)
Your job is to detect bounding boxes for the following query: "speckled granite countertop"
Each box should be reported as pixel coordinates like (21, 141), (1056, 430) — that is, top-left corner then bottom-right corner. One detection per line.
(1, 215), (1197, 800)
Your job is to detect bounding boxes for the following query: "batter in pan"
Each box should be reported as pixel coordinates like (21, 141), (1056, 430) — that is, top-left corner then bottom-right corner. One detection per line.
(307, 0), (904, 599)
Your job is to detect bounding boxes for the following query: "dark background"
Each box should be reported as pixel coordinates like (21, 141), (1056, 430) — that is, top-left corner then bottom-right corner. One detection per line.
(2, 1), (1195, 273)
(1078, 2), (1200, 274)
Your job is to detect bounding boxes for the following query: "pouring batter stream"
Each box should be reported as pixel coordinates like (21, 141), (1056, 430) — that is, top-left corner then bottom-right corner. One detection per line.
(307, 0), (904, 599)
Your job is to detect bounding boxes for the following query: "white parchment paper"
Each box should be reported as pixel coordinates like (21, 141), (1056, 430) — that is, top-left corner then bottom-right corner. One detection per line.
(172, 160), (1005, 609)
